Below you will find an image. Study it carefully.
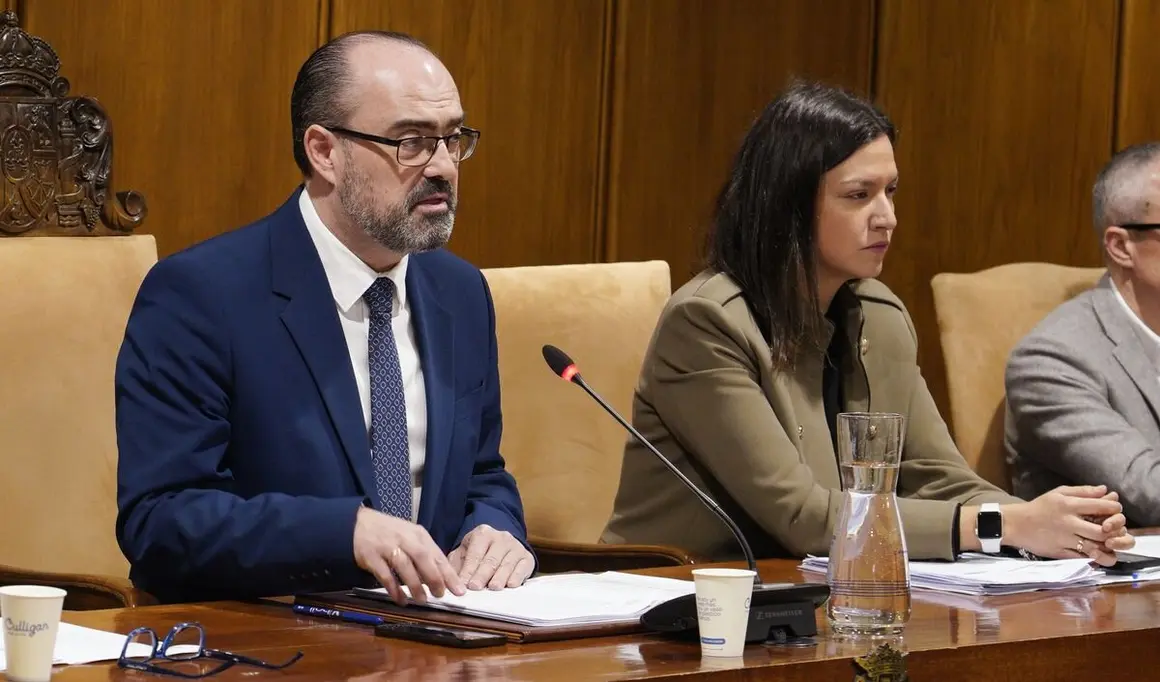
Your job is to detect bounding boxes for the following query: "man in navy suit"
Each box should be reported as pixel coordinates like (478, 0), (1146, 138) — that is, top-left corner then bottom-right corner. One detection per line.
(114, 31), (534, 604)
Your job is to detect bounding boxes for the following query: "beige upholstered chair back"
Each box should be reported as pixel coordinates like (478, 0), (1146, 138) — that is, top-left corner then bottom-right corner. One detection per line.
(482, 261), (671, 544)
(931, 262), (1104, 490)
(0, 236), (157, 577)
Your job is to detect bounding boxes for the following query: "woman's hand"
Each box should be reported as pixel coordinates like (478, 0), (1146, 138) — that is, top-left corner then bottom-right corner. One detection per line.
(1004, 485), (1135, 566)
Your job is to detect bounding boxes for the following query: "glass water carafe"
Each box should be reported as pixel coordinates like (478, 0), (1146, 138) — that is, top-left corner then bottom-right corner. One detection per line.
(826, 412), (911, 637)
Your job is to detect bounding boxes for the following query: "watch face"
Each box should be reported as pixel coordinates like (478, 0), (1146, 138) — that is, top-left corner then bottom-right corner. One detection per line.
(977, 511), (1003, 539)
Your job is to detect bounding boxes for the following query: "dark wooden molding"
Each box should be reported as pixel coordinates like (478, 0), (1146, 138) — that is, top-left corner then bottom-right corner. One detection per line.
(0, 564), (156, 610)
(530, 535), (699, 574)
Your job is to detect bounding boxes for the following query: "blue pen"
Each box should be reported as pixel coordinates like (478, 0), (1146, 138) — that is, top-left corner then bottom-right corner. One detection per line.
(293, 603), (385, 626)
(1131, 565), (1160, 581)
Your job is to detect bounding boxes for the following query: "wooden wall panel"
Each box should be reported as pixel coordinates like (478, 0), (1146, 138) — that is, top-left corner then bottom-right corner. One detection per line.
(330, 0), (609, 268)
(874, 0), (1118, 418)
(605, 0), (876, 282)
(21, 0), (321, 257)
(1117, 0), (1160, 149)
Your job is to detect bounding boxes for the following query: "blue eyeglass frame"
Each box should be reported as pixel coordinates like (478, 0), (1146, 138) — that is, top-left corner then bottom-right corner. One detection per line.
(118, 621), (303, 679)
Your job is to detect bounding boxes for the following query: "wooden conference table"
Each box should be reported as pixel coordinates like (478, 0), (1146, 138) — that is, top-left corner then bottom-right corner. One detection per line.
(44, 553), (1160, 682)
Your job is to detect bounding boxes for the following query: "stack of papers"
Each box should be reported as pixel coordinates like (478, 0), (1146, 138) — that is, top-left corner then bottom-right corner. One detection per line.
(356, 571), (695, 627)
(0, 622), (199, 672)
(800, 553), (1160, 596)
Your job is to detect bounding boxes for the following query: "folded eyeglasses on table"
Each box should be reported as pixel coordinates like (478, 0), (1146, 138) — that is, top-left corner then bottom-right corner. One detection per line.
(117, 621), (303, 679)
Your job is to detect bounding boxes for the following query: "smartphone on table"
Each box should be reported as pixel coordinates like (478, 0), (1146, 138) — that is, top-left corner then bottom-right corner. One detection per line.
(373, 622), (508, 649)
(1103, 552), (1160, 576)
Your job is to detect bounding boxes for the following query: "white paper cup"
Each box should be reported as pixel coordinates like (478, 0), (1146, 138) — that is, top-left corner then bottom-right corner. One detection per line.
(692, 568), (755, 658)
(1, 585), (66, 682)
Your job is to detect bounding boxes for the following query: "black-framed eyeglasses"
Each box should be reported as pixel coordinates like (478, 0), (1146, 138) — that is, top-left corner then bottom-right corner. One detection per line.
(326, 125), (480, 167)
(1122, 223), (1160, 231)
(118, 622), (303, 678)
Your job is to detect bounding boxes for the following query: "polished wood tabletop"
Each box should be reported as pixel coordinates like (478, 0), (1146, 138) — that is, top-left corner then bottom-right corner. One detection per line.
(40, 553), (1160, 681)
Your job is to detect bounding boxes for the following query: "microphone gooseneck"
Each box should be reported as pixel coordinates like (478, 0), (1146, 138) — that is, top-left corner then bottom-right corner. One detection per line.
(542, 344), (760, 583)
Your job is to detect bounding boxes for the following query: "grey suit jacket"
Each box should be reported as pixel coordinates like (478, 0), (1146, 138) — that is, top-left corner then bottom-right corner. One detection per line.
(1005, 274), (1160, 526)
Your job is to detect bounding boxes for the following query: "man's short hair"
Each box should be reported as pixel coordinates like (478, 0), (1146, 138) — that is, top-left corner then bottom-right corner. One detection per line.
(290, 31), (431, 177)
(1092, 141), (1160, 234)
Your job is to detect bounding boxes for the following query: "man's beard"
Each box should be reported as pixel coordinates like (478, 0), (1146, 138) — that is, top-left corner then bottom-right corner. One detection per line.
(338, 158), (456, 255)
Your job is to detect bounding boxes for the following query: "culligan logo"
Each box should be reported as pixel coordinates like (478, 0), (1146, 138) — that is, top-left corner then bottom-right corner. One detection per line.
(4, 616), (49, 637)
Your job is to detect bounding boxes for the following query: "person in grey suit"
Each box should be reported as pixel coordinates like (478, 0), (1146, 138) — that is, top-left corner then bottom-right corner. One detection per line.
(1006, 141), (1160, 527)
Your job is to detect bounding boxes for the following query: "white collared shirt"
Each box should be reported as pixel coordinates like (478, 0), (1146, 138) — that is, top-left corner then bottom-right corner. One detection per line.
(299, 190), (427, 520)
(1110, 278), (1160, 377)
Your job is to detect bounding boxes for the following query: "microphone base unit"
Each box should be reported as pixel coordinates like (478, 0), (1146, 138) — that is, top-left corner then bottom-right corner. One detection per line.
(639, 582), (830, 644)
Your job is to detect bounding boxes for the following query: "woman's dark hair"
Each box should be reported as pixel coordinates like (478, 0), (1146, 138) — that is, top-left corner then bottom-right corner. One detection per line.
(706, 81), (896, 370)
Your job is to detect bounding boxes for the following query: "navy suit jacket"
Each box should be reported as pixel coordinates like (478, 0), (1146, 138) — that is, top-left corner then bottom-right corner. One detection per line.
(114, 189), (529, 603)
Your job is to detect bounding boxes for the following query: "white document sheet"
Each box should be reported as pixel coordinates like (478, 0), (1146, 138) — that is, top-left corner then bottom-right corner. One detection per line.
(0, 622), (199, 672)
(800, 552), (1160, 596)
(1122, 535), (1160, 559)
(357, 571), (696, 627)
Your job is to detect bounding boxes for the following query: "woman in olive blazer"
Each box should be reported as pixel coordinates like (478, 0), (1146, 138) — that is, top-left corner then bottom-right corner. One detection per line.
(602, 82), (1133, 565)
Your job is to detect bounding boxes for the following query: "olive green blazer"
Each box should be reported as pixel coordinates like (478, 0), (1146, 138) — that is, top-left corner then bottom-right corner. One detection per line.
(601, 270), (1019, 561)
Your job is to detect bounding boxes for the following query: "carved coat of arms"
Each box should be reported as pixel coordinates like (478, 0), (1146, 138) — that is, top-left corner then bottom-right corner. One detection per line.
(0, 10), (144, 236)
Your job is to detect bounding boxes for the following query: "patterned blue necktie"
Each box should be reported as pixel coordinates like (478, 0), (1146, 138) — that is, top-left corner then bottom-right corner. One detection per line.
(363, 277), (413, 520)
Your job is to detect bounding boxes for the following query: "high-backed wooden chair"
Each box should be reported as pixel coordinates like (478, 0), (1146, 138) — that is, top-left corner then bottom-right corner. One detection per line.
(0, 11), (154, 609)
(931, 263), (1104, 491)
(482, 261), (698, 572)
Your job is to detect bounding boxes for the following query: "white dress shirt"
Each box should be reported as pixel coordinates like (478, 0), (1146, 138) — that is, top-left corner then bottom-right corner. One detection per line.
(299, 191), (427, 520)
(1110, 278), (1160, 378)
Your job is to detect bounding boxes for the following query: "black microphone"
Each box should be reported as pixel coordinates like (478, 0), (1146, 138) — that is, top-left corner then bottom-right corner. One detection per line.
(541, 344), (760, 583)
(542, 344), (830, 643)
(541, 345), (830, 643)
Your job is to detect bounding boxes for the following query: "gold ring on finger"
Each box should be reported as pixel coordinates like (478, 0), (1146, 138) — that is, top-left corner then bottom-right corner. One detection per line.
(1076, 539), (1085, 554)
